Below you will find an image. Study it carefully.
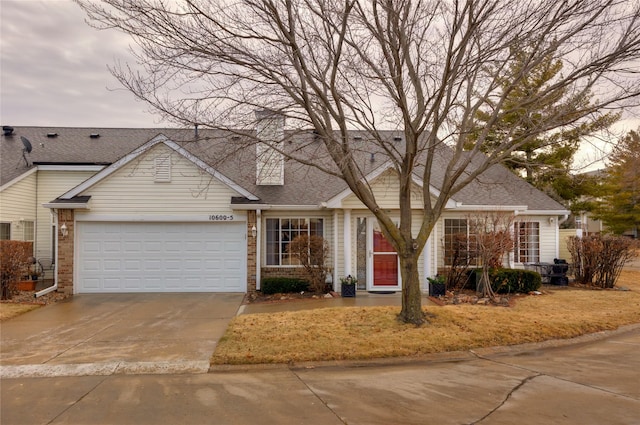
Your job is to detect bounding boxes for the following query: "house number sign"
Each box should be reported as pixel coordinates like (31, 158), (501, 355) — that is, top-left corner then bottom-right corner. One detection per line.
(209, 214), (234, 221)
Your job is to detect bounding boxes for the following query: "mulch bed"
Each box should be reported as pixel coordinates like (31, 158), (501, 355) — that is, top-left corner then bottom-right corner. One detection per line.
(243, 291), (340, 305)
(1, 289), (69, 306)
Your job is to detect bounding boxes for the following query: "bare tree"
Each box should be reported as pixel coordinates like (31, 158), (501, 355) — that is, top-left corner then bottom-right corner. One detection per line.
(468, 213), (514, 299)
(76, 0), (640, 324)
(287, 235), (330, 293)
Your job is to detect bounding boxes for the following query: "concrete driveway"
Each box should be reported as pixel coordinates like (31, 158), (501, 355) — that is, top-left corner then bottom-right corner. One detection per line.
(0, 293), (244, 377)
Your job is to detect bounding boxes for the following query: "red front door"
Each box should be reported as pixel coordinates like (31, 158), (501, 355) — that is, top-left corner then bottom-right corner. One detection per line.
(372, 224), (399, 289)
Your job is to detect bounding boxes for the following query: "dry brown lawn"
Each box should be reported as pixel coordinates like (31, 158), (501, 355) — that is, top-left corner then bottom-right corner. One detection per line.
(0, 303), (40, 321)
(212, 269), (640, 365)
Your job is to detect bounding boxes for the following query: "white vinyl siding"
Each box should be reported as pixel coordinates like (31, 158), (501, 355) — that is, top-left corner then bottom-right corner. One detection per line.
(78, 144), (240, 216)
(1, 169), (98, 259)
(36, 170), (97, 261)
(70, 144), (250, 293)
(0, 172), (37, 240)
(340, 169), (424, 210)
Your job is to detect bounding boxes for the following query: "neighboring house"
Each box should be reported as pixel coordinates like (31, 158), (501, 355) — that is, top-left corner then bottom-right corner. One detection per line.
(573, 169), (606, 236)
(0, 122), (569, 295)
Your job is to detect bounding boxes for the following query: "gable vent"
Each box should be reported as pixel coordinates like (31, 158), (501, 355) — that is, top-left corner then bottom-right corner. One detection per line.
(154, 156), (171, 182)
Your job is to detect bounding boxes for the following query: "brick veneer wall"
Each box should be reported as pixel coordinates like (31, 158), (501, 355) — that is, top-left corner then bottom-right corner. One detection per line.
(57, 209), (74, 294)
(260, 267), (309, 281)
(260, 267), (336, 292)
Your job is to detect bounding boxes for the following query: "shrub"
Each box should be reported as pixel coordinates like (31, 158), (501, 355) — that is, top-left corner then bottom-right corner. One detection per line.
(568, 234), (638, 288)
(491, 268), (542, 294)
(261, 277), (309, 295)
(0, 241), (33, 300)
(287, 235), (330, 293)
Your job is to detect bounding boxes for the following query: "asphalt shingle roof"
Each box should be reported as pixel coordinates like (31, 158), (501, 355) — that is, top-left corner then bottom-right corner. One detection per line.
(1, 126), (566, 211)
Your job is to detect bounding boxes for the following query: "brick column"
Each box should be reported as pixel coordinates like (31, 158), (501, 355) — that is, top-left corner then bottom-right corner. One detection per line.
(246, 210), (257, 293)
(57, 209), (75, 294)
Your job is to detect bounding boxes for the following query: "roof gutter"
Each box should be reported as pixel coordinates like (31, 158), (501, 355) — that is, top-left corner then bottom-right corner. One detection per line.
(230, 204), (324, 211)
(42, 202), (90, 209)
(454, 204), (529, 212)
(518, 209), (571, 216)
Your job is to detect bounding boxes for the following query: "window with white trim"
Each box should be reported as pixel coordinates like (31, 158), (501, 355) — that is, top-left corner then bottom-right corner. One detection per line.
(22, 221), (34, 243)
(444, 219), (477, 266)
(514, 222), (540, 263)
(266, 218), (324, 265)
(0, 223), (10, 240)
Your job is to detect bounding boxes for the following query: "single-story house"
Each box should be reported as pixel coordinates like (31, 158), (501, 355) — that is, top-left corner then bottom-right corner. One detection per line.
(0, 121), (569, 295)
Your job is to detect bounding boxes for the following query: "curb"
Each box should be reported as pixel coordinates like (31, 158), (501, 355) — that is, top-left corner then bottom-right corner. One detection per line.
(208, 323), (640, 373)
(0, 360), (210, 379)
(4, 324), (639, 379)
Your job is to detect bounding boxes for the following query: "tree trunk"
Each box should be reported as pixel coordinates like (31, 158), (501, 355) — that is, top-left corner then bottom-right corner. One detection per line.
(398, 253), (425, 325)
(477, 266), (496, 299)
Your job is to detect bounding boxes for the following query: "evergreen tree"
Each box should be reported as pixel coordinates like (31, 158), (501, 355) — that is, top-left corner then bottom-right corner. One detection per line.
(468, 46), (618, 204)
(595, 129), (640, 237)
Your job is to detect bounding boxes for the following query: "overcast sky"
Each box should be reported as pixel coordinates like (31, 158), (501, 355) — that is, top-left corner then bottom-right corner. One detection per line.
(1, 0), (165, 128)
(1, 0), (638, 170)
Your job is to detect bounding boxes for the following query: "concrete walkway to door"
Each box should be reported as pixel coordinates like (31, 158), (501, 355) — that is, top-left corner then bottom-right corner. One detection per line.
(0, 293), (244, 378)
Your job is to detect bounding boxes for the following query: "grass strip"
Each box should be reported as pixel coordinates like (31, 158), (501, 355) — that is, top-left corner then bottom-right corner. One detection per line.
(212, 270), (640, 365)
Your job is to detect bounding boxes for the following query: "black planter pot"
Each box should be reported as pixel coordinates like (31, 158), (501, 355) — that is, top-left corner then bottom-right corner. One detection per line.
(429, 282), (446, 297)
(341, 284), (356, 297)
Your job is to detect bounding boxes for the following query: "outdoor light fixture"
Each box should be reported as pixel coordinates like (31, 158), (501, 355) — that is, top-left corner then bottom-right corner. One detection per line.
(549, 217), (556, 224)
(60, 222), (68, 238)
(251, 225), (257, 238)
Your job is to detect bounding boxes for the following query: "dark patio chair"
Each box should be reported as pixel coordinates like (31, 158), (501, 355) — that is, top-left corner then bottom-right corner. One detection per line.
(37, 258), (55, 281)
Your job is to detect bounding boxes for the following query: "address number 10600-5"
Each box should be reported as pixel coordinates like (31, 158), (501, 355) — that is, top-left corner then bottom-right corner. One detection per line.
(209, 214), (234, 221)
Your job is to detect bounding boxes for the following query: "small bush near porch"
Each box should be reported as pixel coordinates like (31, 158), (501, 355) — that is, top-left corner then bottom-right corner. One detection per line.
(261, 277), (309, 295)
(0, 241), (33, 300)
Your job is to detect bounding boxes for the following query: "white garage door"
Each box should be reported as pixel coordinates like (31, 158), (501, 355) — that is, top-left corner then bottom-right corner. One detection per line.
(77, 222), (246, 293)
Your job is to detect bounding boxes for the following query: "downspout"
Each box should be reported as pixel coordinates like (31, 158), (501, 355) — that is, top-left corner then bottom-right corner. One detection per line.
(423, 234), (432, 292)
(343, 209), (352, 276)
(256, 209), (261, 291)
(333, 210), (339, 292)
(34, 167), (38, 256)
(509, 209), (520, 268)
(432, 221), (438, 275)
(558, 213), (569, 225)
(35, 209), (58, 298)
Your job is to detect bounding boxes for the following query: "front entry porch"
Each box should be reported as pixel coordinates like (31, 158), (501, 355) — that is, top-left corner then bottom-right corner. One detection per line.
(355, 216), (402, 292)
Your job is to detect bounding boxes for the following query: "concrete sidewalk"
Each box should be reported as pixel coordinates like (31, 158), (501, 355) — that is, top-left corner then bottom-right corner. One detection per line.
(239, 290), (436, 315)
(2, 325), (639, 424)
